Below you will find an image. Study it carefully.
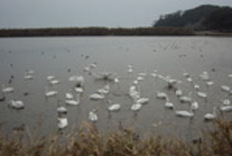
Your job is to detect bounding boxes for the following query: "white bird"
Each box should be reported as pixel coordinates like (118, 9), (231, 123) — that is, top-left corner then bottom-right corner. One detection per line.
(65, 99), (80, 106)
(156, 91), (168, 100)
(191, 101), (199, 110)
(57, 117), (68, 129)
(97, 84), (110, 95)
(175, 108), (194, 118)
(49, 79), (60, 85)
(221, 99), (231, 105)
(206, 81), (214, 86)
(194, 84), (200, 91)
(220, 105), (232, 112)
(74, 87), (84, 94)
(197, 91), (207, 99)
(9, 100), (24, 109)
(108, 104), (121, 112)
(24, 74), (33, 80)
(175, 89), (183, 97)
(130, 103), (142, 111)
(164, 98), (174, 109)
(179, 92), (192, 103)
(65, 92), (73, 99)
(57, 106), (67, 114)
(47, 75), (55, 81)
(89, 93), (105, 100)
(89, 109), (98, 122)
(204, 107), (217, 121)
(136, 98), (149, 105)
(1, 85), (14, 93)
(221, 85), (230, 92)
(69, 75), (85, 87)
(137, 76), (144, 81)
(200, 71), (210, 81)
(45, 89), (58, 97)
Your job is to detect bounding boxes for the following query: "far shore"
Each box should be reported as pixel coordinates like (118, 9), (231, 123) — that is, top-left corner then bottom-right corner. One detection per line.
(0, 27), (231, 37)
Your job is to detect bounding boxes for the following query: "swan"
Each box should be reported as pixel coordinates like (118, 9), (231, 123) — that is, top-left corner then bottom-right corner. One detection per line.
(221, 85), (230, 92)
(194, 84), (200, 91)
(45, 88), (58, 97)
(156, 91), (168, 100)
(90, 63), (97, 69)
(1, 85), (14, 93)
(206, 81), (214, 86)
(24, 74), (33, 80)
(114, 77), (119, 84)
(69, 75), (85, 87)
(97, 84), (110, 95)
(74, 87), (84, 94)
(130, 103), (142, 111)
(65, 99), (80, 106)
(65, 92), (73, 99)
(47, 75), (55, 81)
(175, 89), (183, 97)
(94, 72), (115, 81)
(221, 99), (231, 105)
(57, 106), (67, 114)
(128, 65), (133, 73)
(49, 79), (60, 85)
(89, 93), (105, 100)
(89, 109), (98, 122)
(136, 98), (149, 105)
(199, 72), (210, 81)
(137, 76), (144, 81)
(164, 98), (174, 109)
(179, 92), (192, 103)
(220, 105), (232, 112)
(204, 107), (217, 121)
(197, 91), (207, 99)
(191, 101), (199, 110)
(175, 108), (194, 118)
(9, 100), (24, 109)
(108, 104), (121, 112)
(57, 117), (68, 129)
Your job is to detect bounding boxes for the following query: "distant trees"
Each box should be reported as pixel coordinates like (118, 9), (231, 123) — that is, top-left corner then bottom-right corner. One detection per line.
(154, 5), (232, 32)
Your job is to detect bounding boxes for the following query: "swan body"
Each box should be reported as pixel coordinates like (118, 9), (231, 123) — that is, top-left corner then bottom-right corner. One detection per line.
(65, 100), (80, 106)
(9, 100), (24, 109)
(57, 117), (68, 129)
(2, 86), (14, 93)
(221, 99), (231, 105)
(136, 98), (149, 105)
(191, 101), (199, 110)
(175, 89), (183, 97)
(108, 104), (121, 112)
(47, 75), (55, 81)
(131, 103), (142, 111)
(200, 72), (210, 81)
(74, 87), (84, 93)
(220, 105), (232, 112)
(165, 101), (174, 109)
(221, 85), (230, 92)
(179, 96), (192, 103)
(49, 79), (60, 85)
(45, 90), (58, 97)
(89, 93), (105, 100)
(24, 74), (33, 80)
(207, 81), (214, 86)
(194, 84), (200, 90)
(65, 93), (73, 99)
(89, 110), (98, 122)
(57, 106), (67, 114)
(137, 76), (144, 81)
(97, 84), (110, 95)
(204, 107), (216, 121)
(175, 110), (194, 118)
(156, 91), (168, 100)
(69, 75), (85, 87)
(197, 91), (207, 99)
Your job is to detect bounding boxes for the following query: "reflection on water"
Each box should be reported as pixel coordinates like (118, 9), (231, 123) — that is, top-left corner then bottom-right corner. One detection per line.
(0, 36), (232, 141)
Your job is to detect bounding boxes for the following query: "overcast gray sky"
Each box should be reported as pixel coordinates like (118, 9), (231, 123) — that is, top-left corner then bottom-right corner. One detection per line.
(1, 0), (232, 28)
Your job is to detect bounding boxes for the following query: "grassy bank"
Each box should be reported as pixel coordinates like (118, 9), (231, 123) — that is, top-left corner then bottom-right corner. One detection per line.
(0, 120), (231, 156)
(0, 27), (194, 37)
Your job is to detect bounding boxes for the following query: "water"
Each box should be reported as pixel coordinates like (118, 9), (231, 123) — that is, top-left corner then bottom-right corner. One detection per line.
(0, 36), (231, 141)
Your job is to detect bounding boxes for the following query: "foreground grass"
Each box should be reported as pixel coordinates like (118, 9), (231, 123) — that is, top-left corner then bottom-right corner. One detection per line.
(0, 120), (231, 156)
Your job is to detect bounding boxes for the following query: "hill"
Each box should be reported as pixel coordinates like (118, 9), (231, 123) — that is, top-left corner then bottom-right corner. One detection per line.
(154, 5), (232, 32)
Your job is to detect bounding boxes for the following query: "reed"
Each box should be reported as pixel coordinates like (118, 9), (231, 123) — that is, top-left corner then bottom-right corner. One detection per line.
(0, 119), (231, 156)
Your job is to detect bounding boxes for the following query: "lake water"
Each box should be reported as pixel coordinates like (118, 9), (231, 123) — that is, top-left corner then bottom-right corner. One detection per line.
(0, 36), (232, 141)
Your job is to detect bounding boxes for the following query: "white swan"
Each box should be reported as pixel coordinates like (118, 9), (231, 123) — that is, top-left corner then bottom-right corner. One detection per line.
(179, 92), (192, 103)
(197, 91), (207, 99)
(65, 99), (80, 106)
(74, 87), (84, 94)
(57, 117), (68, 129)
(204, 107), (217, 121)
(164, 98), (174, 109)
(89, 93), (105, 100)
(47, 75), (55, 81)
(108, 104), (121, 112)
(175, 107), (194, 118)
(156, 91), (168, 100)
(97, 84), (110, 95)
(130, 103), (142, 111)
(191, 101), (199, 110)
(175, 89), (183, 97)
(69, 75), (85, 87)
(49, 79), (60, 85)
(57, 106), (67, 114)
(45, 88), (58, 97)
(136, 98), (149, 105)
(221, 85), (230, 92)
(220, 105), (232, 112)
(89, 109), (98, 122)
(65, 92), (73, 99)
(9, 100), (24, 109)
(1, 85), (14, 93)
(221, 99), (231, 105)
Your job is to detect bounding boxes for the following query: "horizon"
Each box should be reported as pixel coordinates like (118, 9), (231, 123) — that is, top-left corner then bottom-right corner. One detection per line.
(1, 0), (232, 29)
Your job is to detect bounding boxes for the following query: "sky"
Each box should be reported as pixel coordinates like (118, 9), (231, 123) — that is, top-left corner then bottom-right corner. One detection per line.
(0, 0), (232, 28)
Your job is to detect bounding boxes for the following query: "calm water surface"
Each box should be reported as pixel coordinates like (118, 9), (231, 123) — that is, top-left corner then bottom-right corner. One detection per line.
(0, 37), (232, 141)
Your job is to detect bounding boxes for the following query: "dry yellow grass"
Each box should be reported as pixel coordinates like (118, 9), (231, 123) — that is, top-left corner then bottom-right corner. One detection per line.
(0, 120), (231, 156)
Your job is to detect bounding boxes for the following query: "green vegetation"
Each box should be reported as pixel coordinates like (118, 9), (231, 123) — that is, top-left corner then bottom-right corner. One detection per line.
(0, 27), (194, 37)
(154, 5), (232, 32)
(0, 120), (231, 156)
